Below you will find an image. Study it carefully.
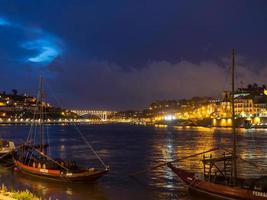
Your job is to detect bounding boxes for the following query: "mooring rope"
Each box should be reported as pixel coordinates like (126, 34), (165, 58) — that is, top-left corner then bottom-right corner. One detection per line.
(73, 125), (107, 169)
(129, 147), (219, 177)
(22, 77), (108, 170)
(31, 147), (69, 171)
(219, 146), (267, 174)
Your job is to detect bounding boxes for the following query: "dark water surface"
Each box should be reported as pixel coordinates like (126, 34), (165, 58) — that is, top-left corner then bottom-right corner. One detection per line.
(0, 124), (267, 200)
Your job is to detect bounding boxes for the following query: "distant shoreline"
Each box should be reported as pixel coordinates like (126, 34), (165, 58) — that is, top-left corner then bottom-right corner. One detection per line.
(0, 120), (111, 125)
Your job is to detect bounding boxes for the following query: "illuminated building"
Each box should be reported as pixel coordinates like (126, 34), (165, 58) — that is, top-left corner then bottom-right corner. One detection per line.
(145, 84), (267, 127)
(220, 84), (267, 118)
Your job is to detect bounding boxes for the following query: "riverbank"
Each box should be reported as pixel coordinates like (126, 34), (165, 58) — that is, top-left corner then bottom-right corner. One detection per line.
(0, 185), (39, 200)
(0, 119), (116, 125)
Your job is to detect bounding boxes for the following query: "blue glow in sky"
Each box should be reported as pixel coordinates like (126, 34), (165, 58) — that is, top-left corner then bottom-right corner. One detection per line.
(0, 17), (10, 26)
(23, 39), (60, 63)
(0, 16), (62, 64)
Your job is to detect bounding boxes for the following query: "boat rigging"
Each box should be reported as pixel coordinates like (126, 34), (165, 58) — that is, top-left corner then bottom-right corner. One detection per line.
(168, 49), (267, 199)
(14, 77), (109, 182)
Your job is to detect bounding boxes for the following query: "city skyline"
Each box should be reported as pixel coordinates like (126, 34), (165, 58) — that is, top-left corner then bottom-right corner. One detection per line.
(1, 1), (267, 109)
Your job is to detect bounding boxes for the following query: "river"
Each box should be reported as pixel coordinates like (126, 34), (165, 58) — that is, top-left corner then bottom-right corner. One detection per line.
(0, 124), (266, 200)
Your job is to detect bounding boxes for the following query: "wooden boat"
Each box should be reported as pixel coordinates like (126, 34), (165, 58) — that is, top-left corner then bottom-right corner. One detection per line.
(168, 49), (267, 199)
(168, 164), (267, 200)
(14, 159), (109, 183)
(14, 77), (109, 182)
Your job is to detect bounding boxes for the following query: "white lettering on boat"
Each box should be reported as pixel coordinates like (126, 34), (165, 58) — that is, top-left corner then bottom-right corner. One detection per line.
(253, 191), (267, 198)
(39, 169), (48, 173)
(66, 173), (72, 176)
(187, 177), (193, 181)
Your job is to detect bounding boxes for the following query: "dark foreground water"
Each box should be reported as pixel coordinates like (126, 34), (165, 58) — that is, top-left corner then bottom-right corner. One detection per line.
(0, 124), (267, 200)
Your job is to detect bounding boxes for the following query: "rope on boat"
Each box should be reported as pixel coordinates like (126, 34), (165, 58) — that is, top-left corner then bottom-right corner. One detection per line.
(9, 143), (67, 171)
(73, 125), (107, 169)
(31, 147), (69, 171)
(129, 147), (219, 177)
(238, 156), (267, 173)
(14, 143), (27, 151)
(19, 78), (108, 171)
(26, 105), (38, 143)
(219, 146), (267, 174)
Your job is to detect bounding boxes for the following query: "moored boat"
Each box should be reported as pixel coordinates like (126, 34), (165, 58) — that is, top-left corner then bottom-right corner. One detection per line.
(168, 164), (267, 200)
(14, 158), (109, 183)
(168, 49), (267, 199)
(14, 77), (109, 182)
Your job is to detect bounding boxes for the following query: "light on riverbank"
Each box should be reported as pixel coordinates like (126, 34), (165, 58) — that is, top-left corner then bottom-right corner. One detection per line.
(164, 115), (176, 121)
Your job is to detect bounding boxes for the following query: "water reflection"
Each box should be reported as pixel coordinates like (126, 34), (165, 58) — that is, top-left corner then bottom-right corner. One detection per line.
(15, 173), (108, 200)
(0, 124), (267, 199)
(150, 126), (267, 199)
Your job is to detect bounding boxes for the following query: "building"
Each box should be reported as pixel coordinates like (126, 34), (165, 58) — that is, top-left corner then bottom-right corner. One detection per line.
(219, 84), (267, 118)
(213, 84), (267, 127)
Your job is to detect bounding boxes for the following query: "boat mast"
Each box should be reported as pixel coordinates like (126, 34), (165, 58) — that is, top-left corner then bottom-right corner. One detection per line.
(38, 77), (45, 153)
(231, 49), (237, 185)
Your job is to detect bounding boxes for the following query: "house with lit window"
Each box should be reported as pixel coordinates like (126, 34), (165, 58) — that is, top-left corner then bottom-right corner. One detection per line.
(215, 84), (267, 127)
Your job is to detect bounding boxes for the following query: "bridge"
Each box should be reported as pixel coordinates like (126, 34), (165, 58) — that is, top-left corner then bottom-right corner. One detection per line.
(71, 110), (116, 121)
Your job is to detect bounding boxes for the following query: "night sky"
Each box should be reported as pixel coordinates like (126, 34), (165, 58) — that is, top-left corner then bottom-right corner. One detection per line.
(1, 1), (267, 110)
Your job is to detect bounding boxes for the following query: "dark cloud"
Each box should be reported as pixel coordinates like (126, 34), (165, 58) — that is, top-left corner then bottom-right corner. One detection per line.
(46, 59), (267, 110)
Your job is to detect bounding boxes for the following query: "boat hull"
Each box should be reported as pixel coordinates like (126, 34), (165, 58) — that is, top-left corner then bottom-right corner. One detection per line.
(168, 163), (267, 200)
(15, 161), (109, 183)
